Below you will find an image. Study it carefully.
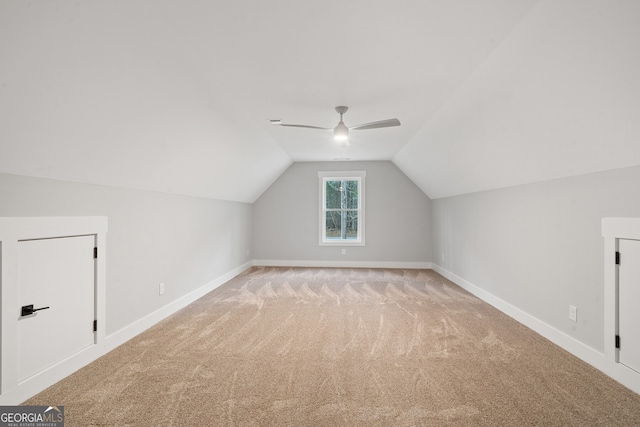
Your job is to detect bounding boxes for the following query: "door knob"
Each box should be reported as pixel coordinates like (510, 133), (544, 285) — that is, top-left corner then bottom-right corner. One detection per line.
(21, 304), (50, 317)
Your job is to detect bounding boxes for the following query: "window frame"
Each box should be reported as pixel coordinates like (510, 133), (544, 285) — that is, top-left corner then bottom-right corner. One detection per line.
(318, 170), (366, 246)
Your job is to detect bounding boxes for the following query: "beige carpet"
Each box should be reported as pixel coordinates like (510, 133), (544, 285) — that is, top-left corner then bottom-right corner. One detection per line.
(26, 267), (640, 426)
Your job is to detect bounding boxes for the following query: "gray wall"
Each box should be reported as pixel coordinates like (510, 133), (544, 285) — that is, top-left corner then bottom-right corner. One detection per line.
(0, 173), (252, 335)
(431, 165), (640, 352)
(253, 161), (431, 264)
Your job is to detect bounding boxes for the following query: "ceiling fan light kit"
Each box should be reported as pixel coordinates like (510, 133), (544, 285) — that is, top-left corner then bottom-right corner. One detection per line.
(333, 121), (349, 142)
(270, 106), (400, 145)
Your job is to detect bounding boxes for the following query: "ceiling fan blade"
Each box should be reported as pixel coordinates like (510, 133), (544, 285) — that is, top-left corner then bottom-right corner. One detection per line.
(349, 118), (401, 131)
(271, 119), (329, 130)
(279, 123), (331, 130)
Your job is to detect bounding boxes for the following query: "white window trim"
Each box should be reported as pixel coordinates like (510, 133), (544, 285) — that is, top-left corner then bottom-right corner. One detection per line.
(318, 170), (366, 246)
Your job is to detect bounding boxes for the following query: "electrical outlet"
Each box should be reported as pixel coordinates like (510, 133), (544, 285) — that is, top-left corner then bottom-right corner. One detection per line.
(246, 249), (250, 257)
(341, 248), (346, 255)
(159, 282), (165, 296)
(569, 305), (577, 322)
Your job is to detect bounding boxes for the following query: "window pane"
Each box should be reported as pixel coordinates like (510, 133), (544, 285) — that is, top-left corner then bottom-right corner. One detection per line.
(344, 180), (359, 209)
(345, 211), (358, 239)
(325, 211), (342, 239)
(325, 211), (358, 240)
(325, 180), (342, 209)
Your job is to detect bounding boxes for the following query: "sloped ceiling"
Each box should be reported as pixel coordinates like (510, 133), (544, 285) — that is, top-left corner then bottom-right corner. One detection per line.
(2, 1), (638, 202)
(395, 0), (640, 198)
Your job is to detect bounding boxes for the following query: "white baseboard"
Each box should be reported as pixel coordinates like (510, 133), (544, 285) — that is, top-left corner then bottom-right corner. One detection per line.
(252, 259), (432, 269)
(431, 263), (640, 395)
(104, 261), (252, 350)
(8, 260), (635, 404)
(0, 261), (253, 405)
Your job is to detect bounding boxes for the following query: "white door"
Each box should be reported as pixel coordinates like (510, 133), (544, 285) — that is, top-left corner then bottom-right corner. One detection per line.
(619, 238), (640, 373)
(17, 235), (96, 382)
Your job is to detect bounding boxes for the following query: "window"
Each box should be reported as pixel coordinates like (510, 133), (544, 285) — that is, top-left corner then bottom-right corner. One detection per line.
(318, 171), (365, 246)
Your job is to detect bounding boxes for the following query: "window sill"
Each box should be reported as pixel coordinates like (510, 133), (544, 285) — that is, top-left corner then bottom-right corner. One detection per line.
(319, 240), (365, 247)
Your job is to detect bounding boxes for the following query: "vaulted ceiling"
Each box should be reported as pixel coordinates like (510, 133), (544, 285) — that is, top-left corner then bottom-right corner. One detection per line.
(1, 0), (639, 202)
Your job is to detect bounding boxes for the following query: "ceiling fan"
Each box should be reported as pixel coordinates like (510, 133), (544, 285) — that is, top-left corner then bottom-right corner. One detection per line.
(270, 106), (400, 145)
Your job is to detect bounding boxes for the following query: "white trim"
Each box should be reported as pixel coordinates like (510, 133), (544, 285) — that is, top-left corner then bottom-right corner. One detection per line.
(317, 171), (367, 179)
(602, 217), (640, 240)
(0, 260), (252, 405)
(431, 263), (640, 395)
(0, 216), (108, 403)
(318, 171), (366, 247)
(0, 217), (107, 241)
(252, 259), (431, 269)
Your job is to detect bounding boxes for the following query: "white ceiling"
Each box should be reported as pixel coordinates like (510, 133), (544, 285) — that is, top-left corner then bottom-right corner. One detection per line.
(1, 0), (639, 202)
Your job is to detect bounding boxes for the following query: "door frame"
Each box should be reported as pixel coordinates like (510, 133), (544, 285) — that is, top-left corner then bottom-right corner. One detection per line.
(0, 217), (107, 400)
(602, 218), (640, 364)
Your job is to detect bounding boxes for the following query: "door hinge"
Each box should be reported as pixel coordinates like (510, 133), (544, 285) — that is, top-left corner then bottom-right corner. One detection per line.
(93, 320), (97, 332)
(615, 335), (620, 349)
(93, 247), (98, 259)
(615, 251), (620, 265)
